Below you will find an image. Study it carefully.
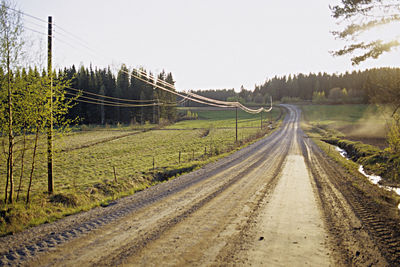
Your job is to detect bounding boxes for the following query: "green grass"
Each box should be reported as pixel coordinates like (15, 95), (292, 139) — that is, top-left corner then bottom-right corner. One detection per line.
(300, 104), (388, 145)
(0, 107), (282, 236)
(172, 107), (280, 129)
(301, 104), (371, 122)
(299, 103), (384, 150)
(300, 103), (400, 185)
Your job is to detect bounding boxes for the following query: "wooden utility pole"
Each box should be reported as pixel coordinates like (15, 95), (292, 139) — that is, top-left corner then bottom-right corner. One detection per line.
(260, 111), (263, 129)
(152, 103), (156, 124)
(235, 107), (238, 142)
(6, 43), (13, 203)
(47, 16), (54, 194)
(157, 98), (160, 124)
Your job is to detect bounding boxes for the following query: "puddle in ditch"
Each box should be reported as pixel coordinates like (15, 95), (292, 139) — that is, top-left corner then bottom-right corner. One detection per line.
(335, 146), (400, 209)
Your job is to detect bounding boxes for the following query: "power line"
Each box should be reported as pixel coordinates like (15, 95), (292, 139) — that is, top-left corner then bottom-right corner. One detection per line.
(53, 23), (95, 51)
(66, 96), (157, 108)
(133, 68), (273, 113)
(23, 17), (48, 31)
(6, 5), (108, 65)
(24, 26), (50, 37)
(127, 70), (232, 108)
(66, 94), (181, 108)
(65, 92), (153, 107)
(66, 88), (186, 107)
(67, 87), (156, 103)
(7, 4), (273, 114)
(5, 6), (48, 24)
(110, 66), (211, 107)
(111, 64), (231, 108)
(54, 36), (83, 51)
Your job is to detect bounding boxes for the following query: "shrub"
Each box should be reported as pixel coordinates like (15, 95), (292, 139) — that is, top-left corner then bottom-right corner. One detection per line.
(387, 114), (400, 154)
(49, 193), (78, 207)
(312, 91), (327, 104)
(281, 97), (301, 103)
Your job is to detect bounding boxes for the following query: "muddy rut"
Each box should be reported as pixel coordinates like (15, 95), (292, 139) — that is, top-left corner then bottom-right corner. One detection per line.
(1, 105), (399, 266)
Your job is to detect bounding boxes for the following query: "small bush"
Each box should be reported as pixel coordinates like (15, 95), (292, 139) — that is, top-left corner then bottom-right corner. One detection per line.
(387, 114), (400, 154)
(312, 91), (328, 104)
(49, 193), (78, 207)
(281, 97), (302, 103)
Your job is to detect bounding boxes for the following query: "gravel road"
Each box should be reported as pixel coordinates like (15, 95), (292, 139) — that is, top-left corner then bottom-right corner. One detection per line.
(1, 105), (399, 266)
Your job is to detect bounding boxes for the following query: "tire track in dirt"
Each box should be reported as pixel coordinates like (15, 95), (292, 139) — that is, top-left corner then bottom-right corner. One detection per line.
(212, 105), (331, 266)
(302, 129), (399, 266)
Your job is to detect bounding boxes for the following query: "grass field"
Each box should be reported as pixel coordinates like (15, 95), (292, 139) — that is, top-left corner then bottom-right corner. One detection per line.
(171, 107), (277, 129)
(300, 103), (400, 186)
(300, 104), (389, 148)
(0, 107), (282, 236)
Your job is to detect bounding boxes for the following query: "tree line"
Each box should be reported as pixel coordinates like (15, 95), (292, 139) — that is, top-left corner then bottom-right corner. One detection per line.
(185, 68), (400, 107)
(61, 64), (177, 125)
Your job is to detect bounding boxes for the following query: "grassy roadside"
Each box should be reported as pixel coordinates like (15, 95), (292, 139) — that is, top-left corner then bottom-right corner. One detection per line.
(299, 104), (400, 213)
(299, 104), (400, 187)
(0, 107), (283, 236)
(301, 104), (387, 148)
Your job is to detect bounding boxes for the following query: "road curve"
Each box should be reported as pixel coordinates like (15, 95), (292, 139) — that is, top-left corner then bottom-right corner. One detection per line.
(1, 105), (395, 266)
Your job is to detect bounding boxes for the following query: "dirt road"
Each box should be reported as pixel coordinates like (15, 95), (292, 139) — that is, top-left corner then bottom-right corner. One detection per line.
(1, 105), (399, 266)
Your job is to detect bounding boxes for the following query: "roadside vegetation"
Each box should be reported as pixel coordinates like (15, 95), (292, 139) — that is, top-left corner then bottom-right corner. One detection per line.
(0, 107), (282, 236)
(300, 104), (400, 187)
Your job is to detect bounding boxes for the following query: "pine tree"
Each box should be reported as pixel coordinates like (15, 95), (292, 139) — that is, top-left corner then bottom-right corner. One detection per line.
(165, 72), (177, 121)
(99, 84), (105, 125)
(105, 67), (117, 124)
(156, 71), (167, 120)
(116, 64), (130, 123)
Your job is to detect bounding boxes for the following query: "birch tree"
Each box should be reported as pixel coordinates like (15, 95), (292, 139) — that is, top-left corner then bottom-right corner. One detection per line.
(0, 0), (23, 204)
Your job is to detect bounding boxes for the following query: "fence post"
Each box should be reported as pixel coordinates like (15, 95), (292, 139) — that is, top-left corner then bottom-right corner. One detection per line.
(113, 166), (117, 183)
(235, 107), (238, 142)
(179, 151), (181, 163)
(153, 156), (155, 170)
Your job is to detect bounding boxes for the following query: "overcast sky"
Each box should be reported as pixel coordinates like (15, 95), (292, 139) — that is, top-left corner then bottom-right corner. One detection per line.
(16, 0), (400, 91)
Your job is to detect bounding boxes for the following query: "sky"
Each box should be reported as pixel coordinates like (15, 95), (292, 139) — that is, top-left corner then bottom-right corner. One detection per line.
(16, 0), (400, 91)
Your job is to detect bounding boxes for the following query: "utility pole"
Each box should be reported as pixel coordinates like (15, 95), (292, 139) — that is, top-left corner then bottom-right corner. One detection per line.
(235, 107), (238, 142)
(260, 111), (263, 129)
(6, 41), (13, 203)
(157, 98), (160, 124)
(47, 16), (54, 194)
(152, 102), (156, 124)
